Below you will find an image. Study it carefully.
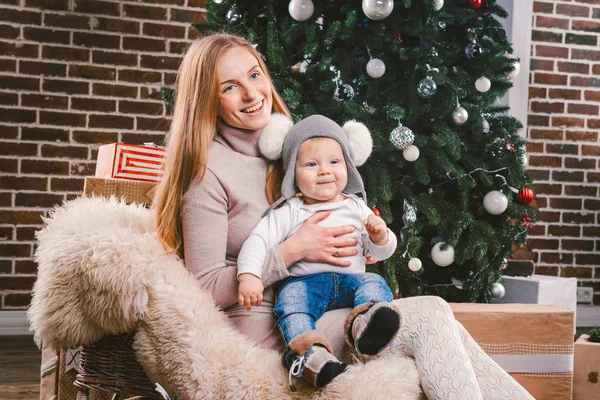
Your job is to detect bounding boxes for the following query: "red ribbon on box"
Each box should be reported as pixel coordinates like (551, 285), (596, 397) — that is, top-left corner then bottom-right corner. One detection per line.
(95, 143), (166, 182)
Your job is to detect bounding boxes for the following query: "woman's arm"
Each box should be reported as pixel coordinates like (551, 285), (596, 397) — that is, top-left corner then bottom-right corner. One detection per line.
(181, 170), (288, 309)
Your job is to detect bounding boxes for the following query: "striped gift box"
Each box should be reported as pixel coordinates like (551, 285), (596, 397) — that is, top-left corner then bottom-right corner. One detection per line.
(95, 142), (166, 182)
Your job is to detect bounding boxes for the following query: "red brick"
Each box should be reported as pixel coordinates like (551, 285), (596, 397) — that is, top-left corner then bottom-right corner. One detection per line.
(537, 211), (560, 222)
(528, 87), (547, 99)
(561, 267), (593, 278)
(0, 259), (12, 273)
(72, 130), (118, 144)
(42, 78), (89, 95)
(0, 124), (18, 139)
(70, 161), (95, 176)
(588, 119), (600, 129)
(0, 276), (36, 290)
(40, 111), (86, 127)
(529, 155), (562, 167)
(22, 94), (68, 109)
(15, 192), (64, 207)
(140, 86), (163, 100)
(21, 127), (68, 142)
(123, 4), (167, 20)
(74, 0), (120, 16)
(567, 103), (599, 115)
(146, 0), (185, 4)
(0, 7), (41, 25)
(530, 59), (554, 71)
(549, 88), (581, 100)
(529, 169), (550, 181)
(0, 41), (38, 58)
(4, 293), (33, 307)
(527, 238), (559, 250)
(94, 17), (139, 34)
(164, 73), (176, 86)
(0, 157), (18, 173)
(551, 116), (585, 128)
(540, 252), (574, 264)
(565, 185), (597, 196)
(576, 254), (600, 266)
(533, 266), (559, 276)
(528, 115), (550, 127)
(89, 114), (134, 129)
(119, 100), (163, 115)
(557, 3), (590, 17)
(140, 55), (181, 70)
(572, 49), (600, 62)
(26, 0), (69, 10)
(557, 62), (589, 75)
(73, 32), (120, 49)
(529, 129), (562, 140)
(534, 183), (562, 196)
(69, 64), (116, 80)
(92, 83), (137, 98)
(21, 159), (69, 175)
(531, 30), (563, 43)
(566, 131), (597, 141)
(527, 142), (544, 153)
(0, 176), (46, 190)
(42, 45), (89, 62)
(169, 41), (188, 54)
(0, 24), (20, 39)
(0, 92), (17, 105)
(50, 177), (84, 192)
(585, 199), (600, 210)
(572, 19), (600, 33)
(0, 59), (16, 72)
(118, 69), (162, 84)
(566, 33), (598, 47)
(15, 256), (37, 269)
(121, 132), (165, 145)
(571, 76), (600, 88)
(583, 226), (600, 236)
(142, 23), (185, 39)
(551, 172), (584, 183)
(585, 91), (600, 102)
(536, 16), (570, 30)
(587, 172), (600, 183)
(530, 101), (564, 114)
(548, 225), (581, 237)
(0, 142), (37, 156)
(582, 145), (600, 156)
(122, 36), (166, 53)
(563, 212), (595, 224)
(41, 144), (88, 159)
(23, 27), (70, 44)
(71, 97), (116, 112)
(92, 50), (138, 67)
(186, 27), (200, 40)
(187, 0), (207, 6)
(136, 116), (170, 131)
(0, 108), (36, 123)
(564, 240), (595, 251)
(0, 75), (39, 91)
(20, 61), (67, 77)
(170, 8), (206, 23)
(534, 72), (568, 85)
(44, 12), (90, 29)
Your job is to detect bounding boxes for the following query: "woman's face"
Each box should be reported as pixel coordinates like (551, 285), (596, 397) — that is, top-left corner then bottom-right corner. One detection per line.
(217, 46), (273, 131)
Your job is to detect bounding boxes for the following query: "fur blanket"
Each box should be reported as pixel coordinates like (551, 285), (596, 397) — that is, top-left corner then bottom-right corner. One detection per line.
(29, 196), (421, 400)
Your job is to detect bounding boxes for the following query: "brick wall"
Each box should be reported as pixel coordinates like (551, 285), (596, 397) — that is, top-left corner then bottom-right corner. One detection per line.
(526, 0), (600, 305)
(0, 0), (206, 310)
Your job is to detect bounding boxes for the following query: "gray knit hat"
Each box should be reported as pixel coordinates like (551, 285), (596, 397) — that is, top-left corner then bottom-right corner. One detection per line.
(259, 114), (373, 214)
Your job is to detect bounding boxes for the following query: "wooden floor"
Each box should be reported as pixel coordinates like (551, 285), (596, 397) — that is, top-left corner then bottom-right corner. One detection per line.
(0, 335), (40, 400)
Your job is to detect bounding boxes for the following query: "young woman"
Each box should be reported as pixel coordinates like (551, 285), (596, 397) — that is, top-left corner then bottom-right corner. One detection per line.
(153, 33), (534, 400)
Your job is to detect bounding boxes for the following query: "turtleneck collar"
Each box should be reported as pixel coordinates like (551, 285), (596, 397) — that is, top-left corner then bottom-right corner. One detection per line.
(215, 118), (263, 158)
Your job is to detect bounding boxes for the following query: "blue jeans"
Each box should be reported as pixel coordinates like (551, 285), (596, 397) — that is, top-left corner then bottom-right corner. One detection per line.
(273, 272), (392, 345)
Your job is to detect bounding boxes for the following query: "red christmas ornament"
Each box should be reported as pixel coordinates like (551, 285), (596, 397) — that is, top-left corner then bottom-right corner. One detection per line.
(516, 188), (534, 205)
(469, 0), (482, 8)
(395, 33), (403, 44)
(371, 207), (381, 217)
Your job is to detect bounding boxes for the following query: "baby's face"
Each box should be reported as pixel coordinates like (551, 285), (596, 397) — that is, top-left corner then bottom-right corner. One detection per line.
(295, 137), (348, 205)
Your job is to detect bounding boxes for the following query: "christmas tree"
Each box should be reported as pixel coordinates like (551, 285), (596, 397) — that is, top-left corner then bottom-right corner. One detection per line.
(173, 0), (536, 302)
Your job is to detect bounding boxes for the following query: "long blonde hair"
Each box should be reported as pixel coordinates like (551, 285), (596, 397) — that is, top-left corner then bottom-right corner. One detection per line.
(153, 33), (290, 257)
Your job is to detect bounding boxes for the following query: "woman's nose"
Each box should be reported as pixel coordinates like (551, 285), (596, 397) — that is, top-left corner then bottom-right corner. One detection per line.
(241, 84), (257, 101)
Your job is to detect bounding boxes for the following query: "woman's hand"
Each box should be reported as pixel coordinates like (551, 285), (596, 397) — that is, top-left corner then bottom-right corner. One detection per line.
(280, 210), (359, 267)
(238, 273), (264, 311)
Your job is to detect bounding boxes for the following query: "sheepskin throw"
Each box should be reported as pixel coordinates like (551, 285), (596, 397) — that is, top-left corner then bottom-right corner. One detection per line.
(29, 196), (421, 400)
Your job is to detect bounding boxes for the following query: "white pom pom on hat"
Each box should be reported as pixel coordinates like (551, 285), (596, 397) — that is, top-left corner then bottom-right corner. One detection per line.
(342, 120), (373, 166)
(259, 113), (293, 160)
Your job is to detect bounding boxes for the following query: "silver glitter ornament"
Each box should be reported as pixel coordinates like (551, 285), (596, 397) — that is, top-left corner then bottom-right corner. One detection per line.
(362, 0), (394, 20)
(402, 200), (417, 226)
(390, 124), (414, 150)
(333, 83), (355, 102)
(452, 106), (468, 125)
(491, 282), (506, 299)
(501, 258), (508, 270)
(226, 7), (241, 23)
(487, 137), (514, 157)
(482, 118), (490, 134)
(464, 42), (483, 59)
(417, 77), (437, 98)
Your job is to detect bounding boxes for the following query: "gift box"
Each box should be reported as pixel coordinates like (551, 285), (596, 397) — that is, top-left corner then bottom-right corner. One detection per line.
(573, 334), (600, 400)
(95, 142), (166, 182)
(450, 303), (574, 400)
(84, 177), (156, 206)
(493, 274), (577, 331)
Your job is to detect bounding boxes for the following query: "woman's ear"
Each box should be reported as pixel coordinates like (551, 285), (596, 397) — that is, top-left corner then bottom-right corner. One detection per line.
(259, 113), (293, 160)
(342, 120), (373, 166)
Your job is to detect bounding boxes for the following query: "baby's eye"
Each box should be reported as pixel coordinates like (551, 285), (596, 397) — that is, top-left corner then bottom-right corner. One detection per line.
(331, 160), (341, 165)
(306, 162), (317, 167)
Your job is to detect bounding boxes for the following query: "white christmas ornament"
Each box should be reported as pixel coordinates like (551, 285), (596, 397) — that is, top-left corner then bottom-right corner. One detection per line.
(403, 145), (420, 162)
(483, 190), (508, 215)
(491, 282), (506, 299)
(452, 106), (468, 125)
(433, 0), (444, 11)
(362, 0), (394, 20)
(475, 76), (491, 93)
(522, 152), (528, 168)
(408, 258), (422, 272)
(366, 58), (386, 78)
(431, 242), (455, 267)
(288, 0), (314, 21)
(507, 60), (520, 79)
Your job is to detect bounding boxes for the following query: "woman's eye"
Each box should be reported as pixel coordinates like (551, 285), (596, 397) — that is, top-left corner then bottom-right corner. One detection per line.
(250, 72), (260, 79)
(224, 85), (235, 92)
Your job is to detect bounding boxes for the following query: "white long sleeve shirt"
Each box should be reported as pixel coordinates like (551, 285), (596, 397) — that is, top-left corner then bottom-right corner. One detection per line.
(237, 194), (397, 278)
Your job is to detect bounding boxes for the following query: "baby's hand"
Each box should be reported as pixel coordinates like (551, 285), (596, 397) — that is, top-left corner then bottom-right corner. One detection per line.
(238, 273), (264, 311)
(364, 214), (389, 246)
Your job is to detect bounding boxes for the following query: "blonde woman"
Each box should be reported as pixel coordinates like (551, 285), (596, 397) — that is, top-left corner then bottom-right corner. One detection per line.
(153, 33), (534, 400)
